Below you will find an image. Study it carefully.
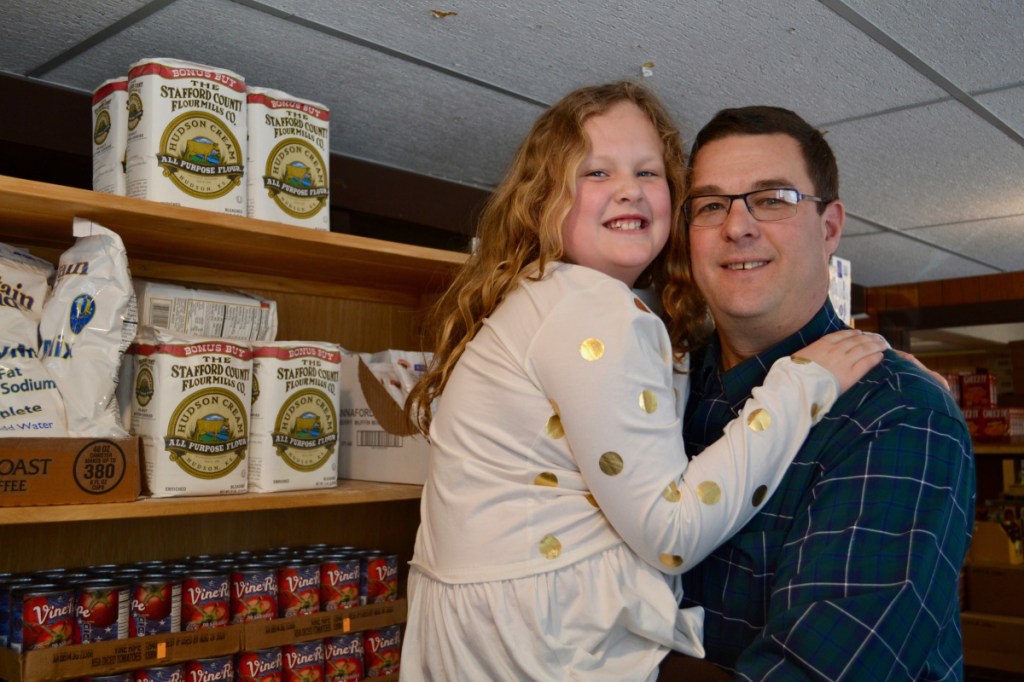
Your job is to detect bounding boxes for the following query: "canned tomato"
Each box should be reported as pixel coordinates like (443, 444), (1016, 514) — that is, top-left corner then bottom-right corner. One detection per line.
(319, 555), (360, 611)
(324, 633), (364, 681)
(76, 577), (131, 643)
(236, 646), (283, 682)
(282, 640), (324, 682)
(133, 662), (185, 682)
(9, 582), (75, 652)
(131, 573), (181, 636)
(181, 568), (229, 631)
(0, 575), (35, 647)
(363, 625), (402, 678)
(230, 563), (278, 623)
(184, 655), (233, 682)
(277, 560), (320, 617)
(361, 552), (398, 604)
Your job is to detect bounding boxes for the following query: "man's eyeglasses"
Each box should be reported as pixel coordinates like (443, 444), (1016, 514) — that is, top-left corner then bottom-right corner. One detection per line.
(684, 188), (828, 228)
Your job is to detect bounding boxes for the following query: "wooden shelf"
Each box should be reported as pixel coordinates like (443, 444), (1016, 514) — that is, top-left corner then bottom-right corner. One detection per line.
(974, 438), (1024, 457)
(0, 480), (422, 525)
(0, 175), (465, 298)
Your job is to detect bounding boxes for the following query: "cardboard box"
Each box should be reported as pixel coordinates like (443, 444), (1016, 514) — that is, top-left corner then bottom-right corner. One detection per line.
(967, 563), (1024, 617)
(961, 372), (997, 409)
(966, 407), (1024, 442)
(969, 521), (1024, 565)
(0, 437), (141, 506)
(243, 598), (407, 650)
(0, 624), (240, 682)
(962, 611), (1024, 674)
(337, 354), (428, 485)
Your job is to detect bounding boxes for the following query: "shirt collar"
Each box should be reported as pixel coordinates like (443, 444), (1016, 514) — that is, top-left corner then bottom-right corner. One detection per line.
(700, 300), (847, 405)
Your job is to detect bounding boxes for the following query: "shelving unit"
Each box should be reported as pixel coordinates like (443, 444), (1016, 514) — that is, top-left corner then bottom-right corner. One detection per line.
(0, 176), (463, 677)
(964, 439), (1024, 677)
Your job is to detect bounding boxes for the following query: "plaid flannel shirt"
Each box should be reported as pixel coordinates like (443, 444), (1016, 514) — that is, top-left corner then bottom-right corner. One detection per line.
(681, 302), (975, 681)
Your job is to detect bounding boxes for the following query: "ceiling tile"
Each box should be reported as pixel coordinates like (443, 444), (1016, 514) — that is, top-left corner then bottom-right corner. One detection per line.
(836, 231), (1000, 287)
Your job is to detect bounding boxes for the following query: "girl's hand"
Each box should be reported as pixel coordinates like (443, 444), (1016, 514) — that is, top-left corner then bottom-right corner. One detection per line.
(893, 349), (950, 391)
(793, 330), (888, 393)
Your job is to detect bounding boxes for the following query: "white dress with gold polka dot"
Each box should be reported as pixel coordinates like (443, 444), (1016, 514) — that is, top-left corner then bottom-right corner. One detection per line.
(401, 263), (840, 682)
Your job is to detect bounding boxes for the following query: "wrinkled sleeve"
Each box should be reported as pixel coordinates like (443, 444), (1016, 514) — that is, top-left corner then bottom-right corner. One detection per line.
(527, 282), (841, 574)
(733, 408), (974, 680)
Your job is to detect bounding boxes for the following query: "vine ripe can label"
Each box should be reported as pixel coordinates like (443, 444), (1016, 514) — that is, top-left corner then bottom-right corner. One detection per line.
(319, 554), (360, 611)
(230, 563), (278, 623)
(184, 655), (234, 682)
(76, 577), (131, 643)
(235, 646), (282, 682)
(363, 625), (401, 677)
(283, 640), (324, 681)
(181, 568), (230, 631)
(277, 560), (320, 617)
(324, 633), (364, 681)
(131, 573), (181, 637)
(361, 552), (398, 604)
(9, 583), (75, 652)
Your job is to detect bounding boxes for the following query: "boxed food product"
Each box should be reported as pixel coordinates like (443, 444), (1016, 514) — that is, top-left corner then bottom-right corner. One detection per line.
(960, 372), (997, 409)
(967, 562), (1024, 617)
(0, 436), (140, 506)
(336, 352), (428, 486)
(964, 407), (1024, 442)
(134, 280), (277, 343)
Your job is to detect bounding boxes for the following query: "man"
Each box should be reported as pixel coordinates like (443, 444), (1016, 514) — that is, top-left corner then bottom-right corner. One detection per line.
(668, 107), (975, 680)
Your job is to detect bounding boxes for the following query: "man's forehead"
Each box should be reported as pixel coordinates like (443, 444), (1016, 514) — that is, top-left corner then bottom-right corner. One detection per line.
(689, 134), (808, 193)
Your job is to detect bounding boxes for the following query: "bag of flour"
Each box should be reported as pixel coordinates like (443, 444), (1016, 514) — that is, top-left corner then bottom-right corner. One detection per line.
(38, 219), (136, 437)
(249, 341), (341, 492)
(0, 243), (67, 436)
(131, 326), (252, 497)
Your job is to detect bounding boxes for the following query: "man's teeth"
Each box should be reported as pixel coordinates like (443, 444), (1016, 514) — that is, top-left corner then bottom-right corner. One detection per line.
(606, 219), (644, 231)
(726, 261), (768, 270)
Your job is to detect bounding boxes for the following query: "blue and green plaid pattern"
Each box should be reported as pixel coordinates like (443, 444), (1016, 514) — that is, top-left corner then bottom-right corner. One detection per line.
(681, 302), (976, 681)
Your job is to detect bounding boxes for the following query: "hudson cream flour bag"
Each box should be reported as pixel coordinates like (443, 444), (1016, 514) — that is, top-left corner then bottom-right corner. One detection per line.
(38, 219), (137, 437)
(246, 86), (330, 229)
(126, 58), (247, 215)
(249, 342), (341, 492)
(92, 77), (128, 195)
(132, 327), (252, 497)
(0, 243), (67, 437)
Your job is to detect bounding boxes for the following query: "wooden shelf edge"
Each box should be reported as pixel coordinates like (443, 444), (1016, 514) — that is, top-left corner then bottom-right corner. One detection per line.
(0, 175), (465, 293)
(0, 480), (423, 524)
(973, 438), (1024, 457)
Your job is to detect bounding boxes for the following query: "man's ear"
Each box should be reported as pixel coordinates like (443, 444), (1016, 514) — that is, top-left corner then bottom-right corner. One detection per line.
(823, 199), (844, 256)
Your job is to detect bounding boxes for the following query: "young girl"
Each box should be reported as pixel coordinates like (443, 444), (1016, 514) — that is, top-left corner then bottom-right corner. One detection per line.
(400, 82), (885, 681)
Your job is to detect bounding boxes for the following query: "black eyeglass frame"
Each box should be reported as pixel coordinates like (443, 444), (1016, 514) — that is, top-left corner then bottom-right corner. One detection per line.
(684, 187), (829, 228)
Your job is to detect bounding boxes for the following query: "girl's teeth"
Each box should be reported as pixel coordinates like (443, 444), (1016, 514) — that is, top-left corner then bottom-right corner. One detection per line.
(607, 219), (643, 231)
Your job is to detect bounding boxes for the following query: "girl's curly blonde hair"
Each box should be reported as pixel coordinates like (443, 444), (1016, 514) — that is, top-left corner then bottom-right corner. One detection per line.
(407, 81), (709, 434)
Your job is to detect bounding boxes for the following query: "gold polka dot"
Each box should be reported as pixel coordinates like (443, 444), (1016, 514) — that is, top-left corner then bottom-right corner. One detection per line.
(584, 493), (599, 508)
(535, 472), (558, 487)
(697, 481), (721, 505)
(660, 554), (684, 568)
(634, 298), (651, 313)
(599, 452), (624, 476)
(662, 481), (681, 503)
(752, 485), (768, 506)
(539, 534), (562, 559)
(811, 403), (822, 420)
(639, 389), (658, 413)
(791, 355), (812, 365)
(747, 408), (771, 431)
(580, 338), (605, 361)
(550, 399), (561, 415)
(546, 414), (565, 439)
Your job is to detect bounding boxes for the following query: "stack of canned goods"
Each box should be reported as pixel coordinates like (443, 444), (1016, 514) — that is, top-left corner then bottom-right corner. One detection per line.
(0, 544), (400, 680)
